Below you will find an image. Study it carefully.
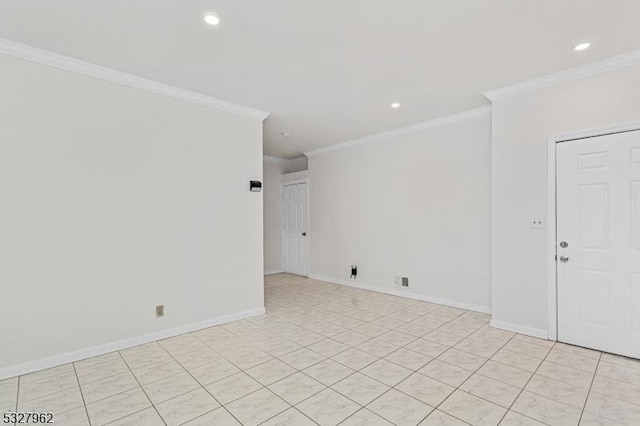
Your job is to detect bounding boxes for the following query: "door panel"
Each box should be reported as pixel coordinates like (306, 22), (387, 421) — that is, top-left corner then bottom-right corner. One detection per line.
(578, 269), (608, 325)
(283, 182), (308, 276)
(634, 274), (640, 331)
(557, 130), (640, 359)
(578, 183), (609, 250)
(633, 181), (640, 251)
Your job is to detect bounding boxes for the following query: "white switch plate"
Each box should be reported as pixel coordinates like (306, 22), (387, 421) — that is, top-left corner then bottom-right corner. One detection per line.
(529, 216), (545, 229)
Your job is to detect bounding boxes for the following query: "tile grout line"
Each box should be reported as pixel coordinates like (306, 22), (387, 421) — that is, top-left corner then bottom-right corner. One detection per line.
(66, 358), (178, 411)
(160, 336), (260, 426)
(189, 335), (329, 415)
(494, 340), (558, 425)
(268, 276), (635, 424)
(13, 372), (81, 405)
(509, 346), (604, 422)
(112, 320), (486, 426)
(577, 351), (602, 424)
(13, 376), (20, 426)
(416, 329), (521, 425)
(71, 363), (93, 426)
(188, 281), (521, 425)
(116, 350), (168, 426)
(236, 288), (474, 425)
(74, 356), (127, 379)
(15, 365), (99, 423)
(289, 406), (321, 426)
(330, 302), (483, 425)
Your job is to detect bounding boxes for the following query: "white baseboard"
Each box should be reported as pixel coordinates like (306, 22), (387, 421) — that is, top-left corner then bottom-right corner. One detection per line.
(308, 274), (491, 314)
(0, 307), (265, 381)
(264, 270), (284, 276)
(490, 319), (549, 340)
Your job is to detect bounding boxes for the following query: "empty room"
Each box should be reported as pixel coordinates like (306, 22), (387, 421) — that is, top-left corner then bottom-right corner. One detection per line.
(1, 1), (640, 425)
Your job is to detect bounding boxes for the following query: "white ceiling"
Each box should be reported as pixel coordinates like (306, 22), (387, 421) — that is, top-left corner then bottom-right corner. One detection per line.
(1, 1), (639, 158)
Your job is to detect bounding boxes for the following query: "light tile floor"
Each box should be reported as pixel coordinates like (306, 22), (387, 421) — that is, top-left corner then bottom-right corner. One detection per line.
(2, 273), (640, 425)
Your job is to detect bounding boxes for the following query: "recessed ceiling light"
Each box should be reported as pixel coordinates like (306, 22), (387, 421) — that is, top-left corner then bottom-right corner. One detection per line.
(573, 42), (591, 52)
(391, 103), (400, 108)
(203, 13), (220, 26)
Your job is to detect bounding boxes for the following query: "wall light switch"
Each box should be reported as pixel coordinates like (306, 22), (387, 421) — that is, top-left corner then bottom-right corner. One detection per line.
(529, 216), (545, 229)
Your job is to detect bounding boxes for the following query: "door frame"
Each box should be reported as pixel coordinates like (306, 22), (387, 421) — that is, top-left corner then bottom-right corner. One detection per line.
(281, 178), (310, 276)
(547, 121), (640, 341)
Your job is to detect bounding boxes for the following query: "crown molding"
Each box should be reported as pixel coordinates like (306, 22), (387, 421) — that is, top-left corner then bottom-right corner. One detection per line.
(304, 105), (491, 157)
(263, 155), (288, 163)
(0, 38), (270, 121)
(484, 50), (640, 101)
(263, 155), (307, 163)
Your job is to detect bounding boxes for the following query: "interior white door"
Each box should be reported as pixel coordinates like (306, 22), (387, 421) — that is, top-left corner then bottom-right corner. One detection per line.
(283, 182), (308, 276)
(557, 130), (640, 358)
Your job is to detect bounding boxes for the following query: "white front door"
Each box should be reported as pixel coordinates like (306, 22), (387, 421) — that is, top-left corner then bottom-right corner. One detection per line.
(283, 182), (308, 276)
(557, 130), (640, 358)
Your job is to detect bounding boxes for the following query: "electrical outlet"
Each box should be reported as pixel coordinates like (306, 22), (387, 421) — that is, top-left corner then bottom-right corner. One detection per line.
(529, 216), (545, 229)
(156, 305), (164, 317)
(350, 265), (357, 280)
(394, 277), (409, 287)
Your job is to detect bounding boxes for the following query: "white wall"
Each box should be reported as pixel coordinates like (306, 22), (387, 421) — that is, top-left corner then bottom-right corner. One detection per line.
(282, 170), (309, 183)
(308, 115), (492, 312)
(0, 54), (265, 376)
(263, 159), (287, 274)
(491, 64), (640, 336)
(284, 156), (308, 174)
